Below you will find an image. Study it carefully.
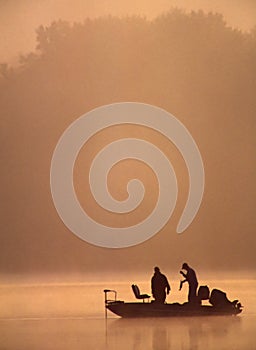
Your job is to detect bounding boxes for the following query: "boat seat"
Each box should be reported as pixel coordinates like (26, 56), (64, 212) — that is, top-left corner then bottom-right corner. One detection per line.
(131, 284), (150, 302)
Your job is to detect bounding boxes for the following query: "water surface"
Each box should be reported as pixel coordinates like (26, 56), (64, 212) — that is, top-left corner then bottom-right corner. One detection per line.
(0, 279), (255, 349)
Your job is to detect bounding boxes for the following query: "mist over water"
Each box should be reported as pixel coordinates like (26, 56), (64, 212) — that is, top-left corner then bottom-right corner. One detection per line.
(0, 279), (255, 349)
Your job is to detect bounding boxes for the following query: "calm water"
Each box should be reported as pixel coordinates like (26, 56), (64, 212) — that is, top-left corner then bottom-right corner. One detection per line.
(0, 279), (255, 349)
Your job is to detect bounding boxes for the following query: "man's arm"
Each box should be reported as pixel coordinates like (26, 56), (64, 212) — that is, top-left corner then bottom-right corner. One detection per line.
(180, 270), (187, 278)
(179, 271), (187, 290)
(179, 279), (186, 290)
(166, 278), (171, 294)
(151, 277), (155, 296)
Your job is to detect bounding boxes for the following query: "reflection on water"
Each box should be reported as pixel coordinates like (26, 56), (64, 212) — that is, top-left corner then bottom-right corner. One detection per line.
(0, 280), (255, 350)
(153, 326), (168, 350)
(107, 316), (243, 350)
(0, 315), (251, 350)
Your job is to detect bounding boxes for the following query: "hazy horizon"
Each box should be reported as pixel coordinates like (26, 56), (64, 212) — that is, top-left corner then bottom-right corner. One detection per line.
(1, 3), (255, 282)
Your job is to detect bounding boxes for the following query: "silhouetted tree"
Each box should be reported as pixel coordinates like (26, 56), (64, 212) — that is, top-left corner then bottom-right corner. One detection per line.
(0, 10), (255, 275)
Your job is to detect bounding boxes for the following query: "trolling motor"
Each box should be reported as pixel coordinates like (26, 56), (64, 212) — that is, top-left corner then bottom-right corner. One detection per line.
(103, 289), (117, 318)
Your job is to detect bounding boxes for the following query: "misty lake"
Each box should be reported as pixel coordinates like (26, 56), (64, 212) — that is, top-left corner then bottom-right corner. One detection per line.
(0, 279), (255, 349)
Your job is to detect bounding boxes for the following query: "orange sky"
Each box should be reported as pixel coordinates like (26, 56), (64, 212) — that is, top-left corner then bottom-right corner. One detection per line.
(0, 0), (256, 65)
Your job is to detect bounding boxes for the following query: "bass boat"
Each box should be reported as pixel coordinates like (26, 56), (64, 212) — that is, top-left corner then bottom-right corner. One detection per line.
(104, 285), (243, 318)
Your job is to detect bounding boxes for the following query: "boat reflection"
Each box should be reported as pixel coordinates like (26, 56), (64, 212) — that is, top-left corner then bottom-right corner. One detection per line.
(106, 316), (241, 350)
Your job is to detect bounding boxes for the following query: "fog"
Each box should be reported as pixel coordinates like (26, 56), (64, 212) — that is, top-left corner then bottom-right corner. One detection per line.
(0, 280), (255, 349)
(0, 0), (256, 65)
(0, 6), (255, 281)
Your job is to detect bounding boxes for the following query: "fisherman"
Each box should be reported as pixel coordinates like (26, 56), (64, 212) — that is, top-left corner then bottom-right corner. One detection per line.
(151, 266), (171, 304)
(179, 263), (198, 304)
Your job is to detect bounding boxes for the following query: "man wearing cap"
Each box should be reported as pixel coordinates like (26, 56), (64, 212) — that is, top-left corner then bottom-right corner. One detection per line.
(151, 266), (171, 303)
(180, 263), (198, 304)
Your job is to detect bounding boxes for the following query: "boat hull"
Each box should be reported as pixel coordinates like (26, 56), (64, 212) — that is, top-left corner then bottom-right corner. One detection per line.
(106, 301), (242, 318)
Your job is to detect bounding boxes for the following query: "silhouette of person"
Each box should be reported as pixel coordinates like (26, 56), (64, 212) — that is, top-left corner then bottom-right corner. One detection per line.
(179, 263), (198, 304)
(151, 266), (171, 303)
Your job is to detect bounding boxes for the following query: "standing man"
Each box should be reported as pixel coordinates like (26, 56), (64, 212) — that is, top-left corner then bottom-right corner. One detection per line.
(151, 266), (171, 304)
(179, 263), (198, 304)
